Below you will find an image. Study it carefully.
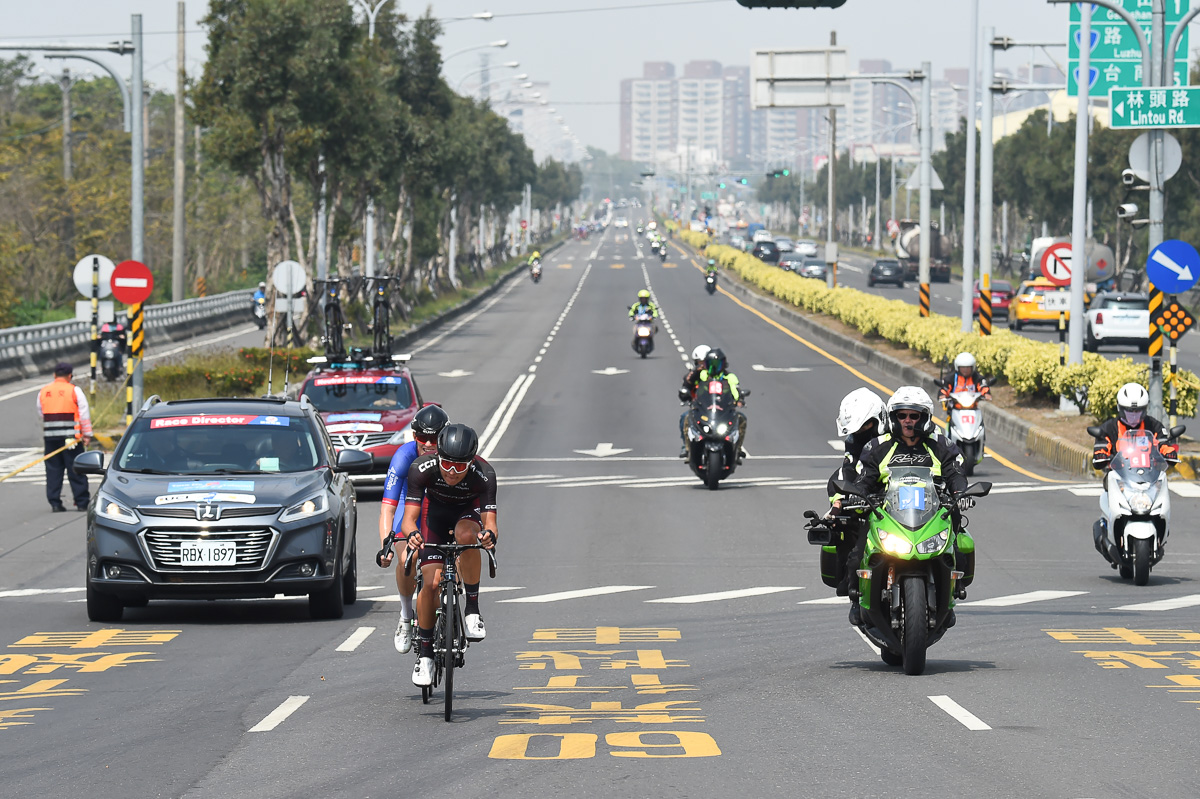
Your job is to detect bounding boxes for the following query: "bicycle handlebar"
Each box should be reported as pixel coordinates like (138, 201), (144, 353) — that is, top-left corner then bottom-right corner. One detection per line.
(392, 535), (497, 579)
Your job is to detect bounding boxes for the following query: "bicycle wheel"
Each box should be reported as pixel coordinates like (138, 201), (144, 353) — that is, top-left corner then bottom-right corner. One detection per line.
(442, 588), (457, 722)
(327, 305), (345, 355)
(373, 302), (389, 353)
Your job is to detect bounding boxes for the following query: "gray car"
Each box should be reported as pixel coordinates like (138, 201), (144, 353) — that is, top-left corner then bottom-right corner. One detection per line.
(77, 395), (372, 622)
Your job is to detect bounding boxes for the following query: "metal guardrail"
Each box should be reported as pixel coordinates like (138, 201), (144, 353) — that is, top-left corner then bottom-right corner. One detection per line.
(0, 289), (254, 384)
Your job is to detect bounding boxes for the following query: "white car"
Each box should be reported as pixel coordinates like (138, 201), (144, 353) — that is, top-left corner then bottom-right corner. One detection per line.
(774, 236), (795, 253)
(1085, 291), (1149, 352)
(794, 239), (819, 257)
(614, 217), (628, 228)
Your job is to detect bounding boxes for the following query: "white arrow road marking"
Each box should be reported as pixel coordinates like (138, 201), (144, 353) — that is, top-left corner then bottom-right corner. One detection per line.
(798, 596), (850, 605)
(1152, 248), (1194, 281)
(499, 586), (655, 603)
(1112, 594), (1200, 612)
(1169, 482), (1200, 497)
(958, 590), (1087, 607)
(647, 586), (804, 604)
(592, 367), (630, 375)
(573, 443), (633, 458)
(827, 439), (844, 451)
(928, 696), (991, 731)
(248, 696), (309, 732)
(436, 369), (474, 378)
(335, 626), (375, 652)
(752, 364), (811, 372)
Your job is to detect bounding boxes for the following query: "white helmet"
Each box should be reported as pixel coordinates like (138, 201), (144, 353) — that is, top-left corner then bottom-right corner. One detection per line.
(691, 344), (712, 364)
(954, 352), (977, 372)
(837, 387), (887, 438)
(887, 386), (936, 435)
(1116, 382), (1149, 427)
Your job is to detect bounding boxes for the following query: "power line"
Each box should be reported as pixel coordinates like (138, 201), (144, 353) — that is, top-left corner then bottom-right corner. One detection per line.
(447, 0), (726, 20)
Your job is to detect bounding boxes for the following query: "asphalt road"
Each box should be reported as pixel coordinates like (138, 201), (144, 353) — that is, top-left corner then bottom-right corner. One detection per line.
(831, 248), (1200, 377)
(3, 229), (1200, 797)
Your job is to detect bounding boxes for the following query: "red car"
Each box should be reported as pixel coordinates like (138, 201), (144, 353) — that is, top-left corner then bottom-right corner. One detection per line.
(298, 356), (425, 485)
(972, 280), (1013, 318)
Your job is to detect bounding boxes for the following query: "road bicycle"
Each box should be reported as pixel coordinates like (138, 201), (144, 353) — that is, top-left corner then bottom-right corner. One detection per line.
(366, 275), (394, 356)
(315, 278), (349, 357)
(380, 533), (497, 721)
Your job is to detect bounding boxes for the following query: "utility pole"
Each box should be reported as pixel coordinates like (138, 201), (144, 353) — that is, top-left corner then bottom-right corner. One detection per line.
(59, 68), (72, 181)
(827, 31), (837, 253)
(1067, 10), (1091, 368)
(918, 59), (932, 315)
(194, 124), (205, 295)
(978, 28), (996, 334)
(171, 1), (186, 302)
(961, 0), (980, 332)
(131, 13), (145, 412)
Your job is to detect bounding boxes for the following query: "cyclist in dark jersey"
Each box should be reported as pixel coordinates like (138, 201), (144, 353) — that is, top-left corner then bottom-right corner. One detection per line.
(399, 423), (497, 688)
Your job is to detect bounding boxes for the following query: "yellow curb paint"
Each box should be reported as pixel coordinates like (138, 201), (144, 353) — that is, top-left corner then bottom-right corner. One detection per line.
(680, 250), (1068, 484)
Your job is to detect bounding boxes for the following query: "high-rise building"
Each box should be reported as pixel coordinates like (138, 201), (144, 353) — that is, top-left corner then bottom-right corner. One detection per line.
(722, 66), (751, 170)
(620, 62), (677, 162)
(678, 60), (724, 161)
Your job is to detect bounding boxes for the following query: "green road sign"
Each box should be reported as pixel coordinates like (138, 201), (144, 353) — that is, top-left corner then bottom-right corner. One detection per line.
(1068, 22), (1186, 61)
(1071, 0), (1189, 24)
(1068, 61), (1188, 97)
(1110, 86), (1200, 129)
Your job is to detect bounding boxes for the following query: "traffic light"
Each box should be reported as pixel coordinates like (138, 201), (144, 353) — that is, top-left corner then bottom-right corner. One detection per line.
(766, 169), (792, 178)
(739, 177), (748, 185)
(736, 0), (847, 6)
(781, 168), (790, 177)
(719, 182), (727, 189)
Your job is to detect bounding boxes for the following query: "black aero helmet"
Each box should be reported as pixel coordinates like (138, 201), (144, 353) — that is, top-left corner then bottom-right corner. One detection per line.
(412, 404), (449, 438)
(437, 423), (479, 462)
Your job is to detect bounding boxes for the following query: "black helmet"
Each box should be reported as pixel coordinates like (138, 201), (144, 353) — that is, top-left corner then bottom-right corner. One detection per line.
(437, 423), (479, 461)
(412, 404), (449, 438)
(705, 348), (726, 375)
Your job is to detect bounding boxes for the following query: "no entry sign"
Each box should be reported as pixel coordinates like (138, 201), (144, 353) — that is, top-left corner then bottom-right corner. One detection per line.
(111, 260), (154, 304)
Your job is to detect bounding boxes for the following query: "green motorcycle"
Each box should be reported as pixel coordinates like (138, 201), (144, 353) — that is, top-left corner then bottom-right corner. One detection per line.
(818, 466), (988, 675)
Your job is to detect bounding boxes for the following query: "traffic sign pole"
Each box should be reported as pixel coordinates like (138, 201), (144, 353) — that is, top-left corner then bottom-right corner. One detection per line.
(1170, 339), (1178, 427)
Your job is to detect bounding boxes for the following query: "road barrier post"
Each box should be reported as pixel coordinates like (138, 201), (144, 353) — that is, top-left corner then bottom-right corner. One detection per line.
(130, 301), (144, 415)
(90, 257), (99, 396)
(919, 283), (931, 317)
(979, 273), (992, 335)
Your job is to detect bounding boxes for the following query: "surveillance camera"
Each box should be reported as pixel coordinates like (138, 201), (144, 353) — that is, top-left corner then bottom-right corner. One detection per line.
(1117, 203), (1139, 219)
(1122, 168), (1137, 186)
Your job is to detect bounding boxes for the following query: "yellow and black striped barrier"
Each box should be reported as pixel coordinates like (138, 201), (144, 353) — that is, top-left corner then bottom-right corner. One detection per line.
(979, 288), (992, 335)
(918, 283), (930, 317)
(1148, 289), (1164, 358)
(126, 302), (144, 426)
(195, 276), (207, 297)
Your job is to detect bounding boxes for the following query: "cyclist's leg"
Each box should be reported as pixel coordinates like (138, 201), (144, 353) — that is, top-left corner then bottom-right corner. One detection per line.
(452, 515), (486, 640)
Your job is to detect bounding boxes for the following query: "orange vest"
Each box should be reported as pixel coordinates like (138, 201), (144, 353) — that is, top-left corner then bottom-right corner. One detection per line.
(40, 378), (81, 440)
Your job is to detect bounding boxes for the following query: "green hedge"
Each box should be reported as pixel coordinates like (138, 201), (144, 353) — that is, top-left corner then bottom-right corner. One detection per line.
(693, 237), (1196, 422)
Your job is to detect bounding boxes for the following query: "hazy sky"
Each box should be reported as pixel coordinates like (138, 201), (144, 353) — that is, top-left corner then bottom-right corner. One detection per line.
(3, 1), (1176, 154)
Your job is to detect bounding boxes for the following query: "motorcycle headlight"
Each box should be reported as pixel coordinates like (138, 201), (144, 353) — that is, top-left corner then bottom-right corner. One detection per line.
(717, 423), (728, 435)
(96, 493), (137, 523)
(388, 428), (414, 446)
(879, 531), (914, 555)
(916, 531), (948, 555)
(1126, 489), (1153, 514)
(637, 326), (652, 336)
(279, 494), (329, 523)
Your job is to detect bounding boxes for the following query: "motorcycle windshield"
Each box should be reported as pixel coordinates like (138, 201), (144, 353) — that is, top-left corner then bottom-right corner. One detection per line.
(949, 391), (980, 409)
(884, 466), (939, 530)
(1111, 431), (1165, 486)
(694, 385), (735, 417)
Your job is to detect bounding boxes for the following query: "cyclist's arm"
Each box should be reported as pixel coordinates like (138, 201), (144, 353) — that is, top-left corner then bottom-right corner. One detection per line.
(380, 442), (417, 547)
(478, 459), (499, 549)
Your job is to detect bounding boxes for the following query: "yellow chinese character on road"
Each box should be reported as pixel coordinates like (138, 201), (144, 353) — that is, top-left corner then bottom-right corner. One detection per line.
(531, 627), (681, 644)
(1045, 628), (1200, 646)
(502, 700), (704, 726)
(10, 629), (181, 649)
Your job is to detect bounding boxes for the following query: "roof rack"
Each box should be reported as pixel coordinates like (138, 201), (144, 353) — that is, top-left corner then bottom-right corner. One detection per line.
(305, 347), (412, 373)
(140, 394), (162, 412)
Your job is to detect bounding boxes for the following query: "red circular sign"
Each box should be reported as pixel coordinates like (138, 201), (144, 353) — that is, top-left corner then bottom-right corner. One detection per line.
(111, 260), (154, 304)
(520, 219), (528, 230)
(1039, 243), (1073, 287)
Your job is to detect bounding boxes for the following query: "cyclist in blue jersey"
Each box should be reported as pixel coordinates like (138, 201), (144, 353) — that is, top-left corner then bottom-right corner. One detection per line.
(378, 404), (449, 653)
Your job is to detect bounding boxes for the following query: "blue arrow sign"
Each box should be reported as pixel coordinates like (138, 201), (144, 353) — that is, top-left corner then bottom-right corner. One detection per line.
(1146, 239), (1200, 294)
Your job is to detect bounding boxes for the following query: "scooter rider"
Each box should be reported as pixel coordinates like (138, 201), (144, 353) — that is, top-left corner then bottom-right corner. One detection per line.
(253, 282), (267, 302)
(939, 352), (990, 410)
(527, 250), (541, 268)
(851, 386), (968, 626)
(678, 345), (711, 456)
(628, 289), (659, 320)
(827, 388), (888, 599)
(1090, 382), (1179, 558)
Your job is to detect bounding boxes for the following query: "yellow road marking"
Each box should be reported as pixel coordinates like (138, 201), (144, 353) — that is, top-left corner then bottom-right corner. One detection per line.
(683, 253), (1066, 483)
(557, 264), (573, 269)
(611, 263), (625, 269)
(663, 263), (677, 268)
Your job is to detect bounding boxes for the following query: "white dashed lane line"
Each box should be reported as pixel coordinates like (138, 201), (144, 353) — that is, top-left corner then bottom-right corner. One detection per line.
(335, 626), (375, 652)
(248, 696), (309, 732)
(928, 695), (992, 731)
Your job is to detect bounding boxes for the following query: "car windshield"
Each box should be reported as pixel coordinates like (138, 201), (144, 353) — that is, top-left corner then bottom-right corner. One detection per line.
(302, 374), (415, 412)
(884, 465), (940, 531)
(116, 413), (320, 474)
(875, 260), (899, 268)
(1022, 284), (1053, 296)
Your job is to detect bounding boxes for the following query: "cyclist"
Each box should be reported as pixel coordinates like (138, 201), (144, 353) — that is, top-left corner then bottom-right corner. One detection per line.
(378, 404), (449, 654)
(398, 424), (497, 688)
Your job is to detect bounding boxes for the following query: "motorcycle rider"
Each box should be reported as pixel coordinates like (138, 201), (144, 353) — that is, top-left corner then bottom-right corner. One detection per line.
(527, 250), (542, 269)
(694, 348), (747, 460)
(677, 344), (712, 456)
(939, 352), (990, 415)
(628, 289), (659, 320)
(705, 258), (718, 277)
(826, 388), (888, 599)
(1090, 382), (1179, 559)
(253, 282), (267, 302)
(850, 386), (968, 626)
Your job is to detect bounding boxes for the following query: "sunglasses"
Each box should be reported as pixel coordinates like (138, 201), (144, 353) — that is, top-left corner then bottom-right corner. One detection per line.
(414, 432), (437, 445)
(439, 457), (470, 474)
(895, 412), (922, 421)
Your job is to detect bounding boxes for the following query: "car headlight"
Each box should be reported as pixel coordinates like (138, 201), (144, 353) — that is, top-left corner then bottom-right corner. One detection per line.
(1126, 488), (1153, 514)
(879, 531), (914, 555)
(279, 494), (329, 523)
(916, 531), (948, 554)
(96, 493), (137, 523)
(388, 428), (414, 446)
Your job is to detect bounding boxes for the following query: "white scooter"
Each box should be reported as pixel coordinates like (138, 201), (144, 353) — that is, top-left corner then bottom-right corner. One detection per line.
(941, 387), (987, 476)
(1089, 426), (1184, 586)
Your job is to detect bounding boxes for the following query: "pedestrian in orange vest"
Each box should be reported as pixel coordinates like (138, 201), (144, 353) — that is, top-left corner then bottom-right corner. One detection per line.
(36, 362), (93, 512)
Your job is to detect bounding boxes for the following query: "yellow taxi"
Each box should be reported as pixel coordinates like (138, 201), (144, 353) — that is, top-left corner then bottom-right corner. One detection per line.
(1009, 278), (1072, 330)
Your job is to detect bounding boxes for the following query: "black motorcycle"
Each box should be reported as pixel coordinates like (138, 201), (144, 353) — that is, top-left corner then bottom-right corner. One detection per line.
(99, 327), (125, 381)
(705, 272), (717, 295)
(682, 380), (748, 490)
(632, 311), (655, 358)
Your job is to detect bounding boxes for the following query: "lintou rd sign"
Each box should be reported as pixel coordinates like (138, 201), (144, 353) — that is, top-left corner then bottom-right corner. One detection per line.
(1110, 86), (1200, 129)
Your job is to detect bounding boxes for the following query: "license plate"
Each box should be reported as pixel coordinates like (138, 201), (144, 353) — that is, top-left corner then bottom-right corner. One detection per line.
(180, 541), (237, 566)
